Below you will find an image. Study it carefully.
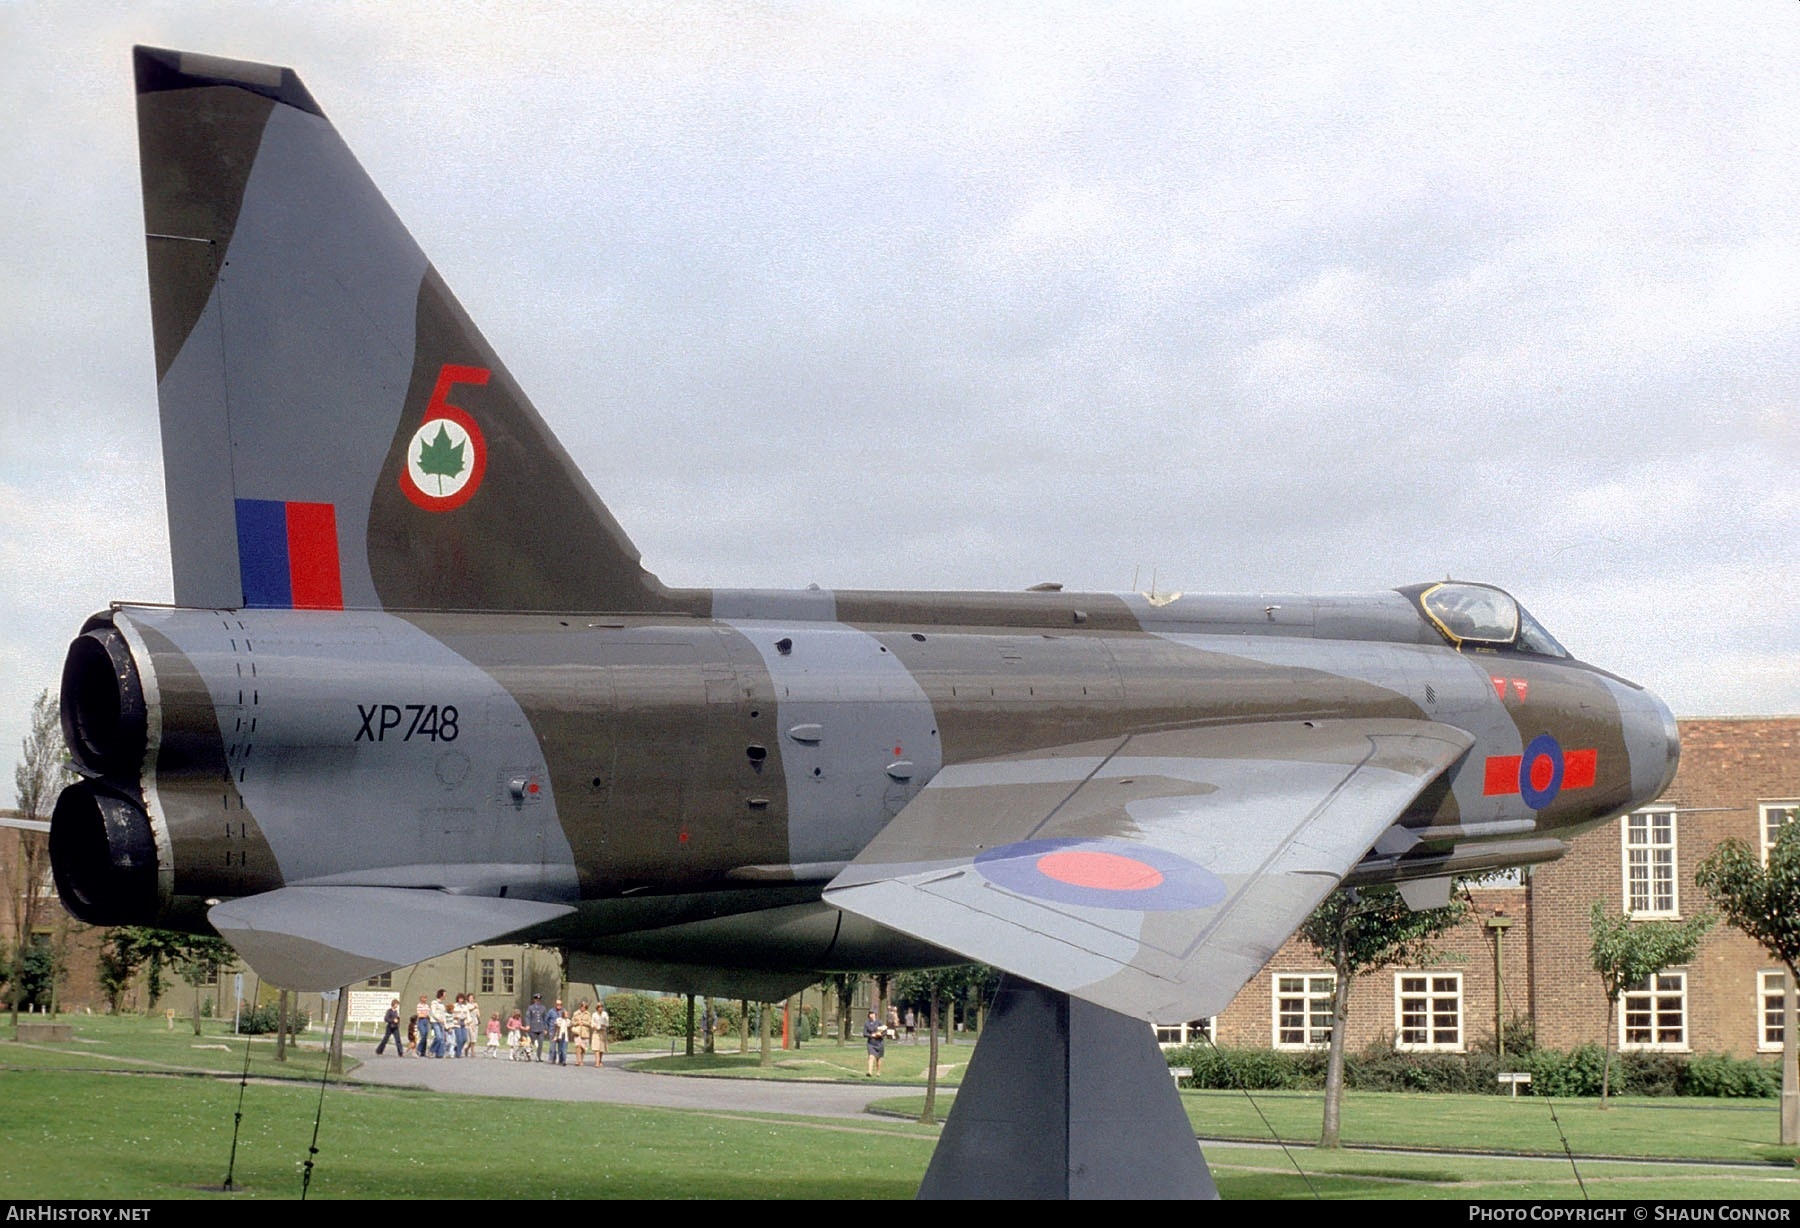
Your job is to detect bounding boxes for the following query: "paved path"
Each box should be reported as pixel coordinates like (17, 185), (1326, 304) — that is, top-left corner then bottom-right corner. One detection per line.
(347, 1045), (911, 1120)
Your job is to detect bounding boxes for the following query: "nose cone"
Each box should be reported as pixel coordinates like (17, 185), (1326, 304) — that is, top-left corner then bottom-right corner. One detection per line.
(1618, 683), (1681, 808)
(1647, 688), (1681, 801)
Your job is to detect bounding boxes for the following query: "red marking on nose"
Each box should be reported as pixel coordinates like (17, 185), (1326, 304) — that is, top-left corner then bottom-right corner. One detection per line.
(527, 781), (540, 795)
(1035, 850), (1164, 892)
(1563, 748), (1597, 788)
(1485, 750), (1596, 795)
(1491, 676), (1507, 700)
(1513, 679), (1529, 701)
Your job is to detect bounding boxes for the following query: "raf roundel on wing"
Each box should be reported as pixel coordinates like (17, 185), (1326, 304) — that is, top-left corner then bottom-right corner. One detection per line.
(974, 838), (1228, 911)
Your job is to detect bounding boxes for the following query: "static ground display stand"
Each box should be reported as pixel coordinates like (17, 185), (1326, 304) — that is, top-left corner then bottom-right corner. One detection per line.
(918, 977), (1218, 1199)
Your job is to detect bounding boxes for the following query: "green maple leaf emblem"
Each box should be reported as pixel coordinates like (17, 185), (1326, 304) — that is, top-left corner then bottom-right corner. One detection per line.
(415, 422), (466, 490)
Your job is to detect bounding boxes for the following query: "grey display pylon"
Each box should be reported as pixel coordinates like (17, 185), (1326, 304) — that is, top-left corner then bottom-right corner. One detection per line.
(917, 976), (1219, 1199)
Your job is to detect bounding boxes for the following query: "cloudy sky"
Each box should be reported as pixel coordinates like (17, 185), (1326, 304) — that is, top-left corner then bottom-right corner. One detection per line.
(2, 1), (1795, 788)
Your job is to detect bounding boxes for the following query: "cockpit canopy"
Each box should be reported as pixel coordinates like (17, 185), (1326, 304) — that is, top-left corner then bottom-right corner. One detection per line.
(1407, 582), (1569, 658)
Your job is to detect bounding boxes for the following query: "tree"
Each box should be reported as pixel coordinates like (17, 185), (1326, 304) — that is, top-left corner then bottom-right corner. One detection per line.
(10, 689), (67, 1027)
(893, 965), (974, 1124)
(326, 986), (351, 1074)
(101, 927), (236, 1021)
(1697, 822), (1800, 1143)
(13, 943), (62, 1012)
(821, 973), (861, 1045)
(1299, 885), (1468, 1147)
(102, 929), (182, 1009)
(1588, 902), (1713, 1108)
(275, 989), (291, 1061)
(939, 964), (1001, 1037)
(97, 930), (148, 1013)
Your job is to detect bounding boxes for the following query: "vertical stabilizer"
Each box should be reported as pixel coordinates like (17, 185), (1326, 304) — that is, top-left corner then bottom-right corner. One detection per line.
(135, 46), (671, 614)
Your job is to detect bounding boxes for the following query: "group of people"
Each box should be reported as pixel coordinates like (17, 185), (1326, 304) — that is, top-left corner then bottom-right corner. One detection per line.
(374, 989), (489, 1058)
(372, 989), (610, 1065)
(513, 993), (611, 1065)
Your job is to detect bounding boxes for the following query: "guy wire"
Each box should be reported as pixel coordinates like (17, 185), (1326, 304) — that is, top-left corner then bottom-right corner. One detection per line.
(1201, 1031), (1322, 1198)
(1545, 1097), (1589, 1200)
(222, 1028), (254, 1190)
(301, 1012), (334, 1200)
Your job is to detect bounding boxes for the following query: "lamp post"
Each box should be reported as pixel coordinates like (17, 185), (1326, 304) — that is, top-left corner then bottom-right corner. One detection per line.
(1484, 910), (1514, 1059)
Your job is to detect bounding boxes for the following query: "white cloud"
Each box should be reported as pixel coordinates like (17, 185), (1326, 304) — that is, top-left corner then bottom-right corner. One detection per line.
(1, 0), (1796, 788)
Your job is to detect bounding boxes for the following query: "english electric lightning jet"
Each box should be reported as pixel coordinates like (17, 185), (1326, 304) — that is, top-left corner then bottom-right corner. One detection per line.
(51, 53), (1676, 1193)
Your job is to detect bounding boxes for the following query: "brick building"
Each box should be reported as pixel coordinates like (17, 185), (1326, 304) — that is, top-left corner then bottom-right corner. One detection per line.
(1197, 716), (1798, 1060)
(0, 823), (105, 1013)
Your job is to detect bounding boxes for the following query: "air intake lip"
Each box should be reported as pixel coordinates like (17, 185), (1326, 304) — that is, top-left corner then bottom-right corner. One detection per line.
(60, 627), (146, 781)
(49, 781), (159, 926)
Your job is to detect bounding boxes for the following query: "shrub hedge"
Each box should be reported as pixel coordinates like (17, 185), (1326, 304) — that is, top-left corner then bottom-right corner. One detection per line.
(237, 1003), (310, 1035)
(1163, 1041), (1778, 1098)
(601, 992), (687, 1040)
(596, 994), (827, 1042)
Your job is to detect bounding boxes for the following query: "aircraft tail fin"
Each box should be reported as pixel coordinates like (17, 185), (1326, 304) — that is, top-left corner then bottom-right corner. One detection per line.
(135, 46), (671, 614)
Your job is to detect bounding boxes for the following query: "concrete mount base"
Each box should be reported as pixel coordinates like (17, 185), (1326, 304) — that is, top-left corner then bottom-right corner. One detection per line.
(917, 976), (1218, 1200)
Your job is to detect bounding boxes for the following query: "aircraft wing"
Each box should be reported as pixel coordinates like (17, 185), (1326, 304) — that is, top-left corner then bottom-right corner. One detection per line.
(208, 887), (573, 992)
(824, 718), (1473, 1022)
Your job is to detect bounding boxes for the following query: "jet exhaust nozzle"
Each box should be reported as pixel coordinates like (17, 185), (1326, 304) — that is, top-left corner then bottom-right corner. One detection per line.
(61, 627), (147, 780)
(50, 781), (159, 926)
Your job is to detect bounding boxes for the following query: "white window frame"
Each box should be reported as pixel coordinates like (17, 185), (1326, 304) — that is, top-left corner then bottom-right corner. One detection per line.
(1394, 971), (1464, 1052)
(479, 957), (516, 996)
(1622, 808), (1679, 918)
(1154, 1017), (1215, 1047)
(1759, 970), (1790, 1054)
(1272, 973), (1335, 1049)
(1621, 971), (1689, 1052)
(1760, 803), (1798, 866)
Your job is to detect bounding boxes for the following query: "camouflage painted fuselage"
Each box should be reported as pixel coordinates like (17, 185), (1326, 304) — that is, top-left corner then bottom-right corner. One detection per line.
(61, 581), (1676, 994)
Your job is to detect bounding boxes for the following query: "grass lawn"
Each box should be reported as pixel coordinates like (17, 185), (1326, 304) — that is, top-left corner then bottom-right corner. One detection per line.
(878, 1087), (1800, 1166)
(4, 1011), (345, 1081)
(1169, 1088), (1800, 1166)
(4, 1015), (1795, 1200)
(1202, 1146), (1800, 1200)
(0, 1067), (935, 1199)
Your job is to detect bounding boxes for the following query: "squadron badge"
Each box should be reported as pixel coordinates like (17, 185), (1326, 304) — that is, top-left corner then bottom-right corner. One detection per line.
(400, 363), (490, 510)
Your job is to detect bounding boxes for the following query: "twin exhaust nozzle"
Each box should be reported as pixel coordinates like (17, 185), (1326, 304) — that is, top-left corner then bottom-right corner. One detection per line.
(51, 626), (157, 925)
